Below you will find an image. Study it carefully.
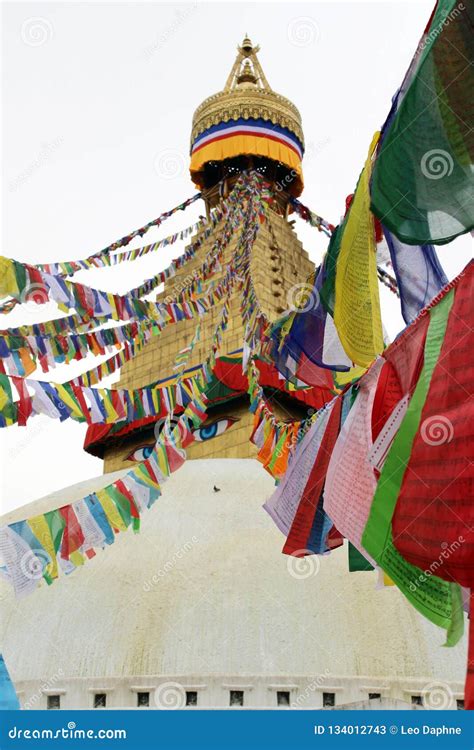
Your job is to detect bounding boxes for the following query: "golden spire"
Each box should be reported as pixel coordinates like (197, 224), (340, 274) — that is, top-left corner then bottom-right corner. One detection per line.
(224, 35), (271, 91)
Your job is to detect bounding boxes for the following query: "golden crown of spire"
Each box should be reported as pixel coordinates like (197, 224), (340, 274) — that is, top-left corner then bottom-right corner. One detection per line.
(190, 36), (304, 149)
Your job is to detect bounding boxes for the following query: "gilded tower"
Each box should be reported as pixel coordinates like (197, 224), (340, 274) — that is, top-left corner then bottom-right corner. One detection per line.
(95, 38), (316, 473)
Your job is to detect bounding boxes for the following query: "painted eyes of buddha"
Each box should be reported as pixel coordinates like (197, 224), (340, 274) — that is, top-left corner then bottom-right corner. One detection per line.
(127, 445), (155, 462)
(193, 416), (237, 442)
(125, 417), (239, 462)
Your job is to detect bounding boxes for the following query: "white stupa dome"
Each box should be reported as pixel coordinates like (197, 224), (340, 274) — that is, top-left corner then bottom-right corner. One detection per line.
(0, 459), (467, 710)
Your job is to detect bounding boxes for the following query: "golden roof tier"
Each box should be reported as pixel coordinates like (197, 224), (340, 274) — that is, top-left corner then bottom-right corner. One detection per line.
(190, 37), (305, 196)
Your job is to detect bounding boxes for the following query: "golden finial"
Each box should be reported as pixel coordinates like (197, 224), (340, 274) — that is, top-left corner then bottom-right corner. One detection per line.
(241, 35), (253, 54)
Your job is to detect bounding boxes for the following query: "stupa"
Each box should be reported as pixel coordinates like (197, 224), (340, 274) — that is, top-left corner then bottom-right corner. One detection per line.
(0, 38), (467, 711)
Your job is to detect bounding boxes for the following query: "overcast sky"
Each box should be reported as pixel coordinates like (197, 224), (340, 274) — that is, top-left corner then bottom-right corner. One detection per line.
(1, 1), (472, 513)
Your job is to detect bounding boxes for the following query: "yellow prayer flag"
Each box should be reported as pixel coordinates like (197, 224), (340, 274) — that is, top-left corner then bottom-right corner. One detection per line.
(98, 389), (120, 424)
(69, 550), (85, 567)
(0, 257), (19, 298)
(334, 132), (383, 367)
(28, 515), (58, 580)
(95, 488), (128, 532)
(55, 384), (84, 420)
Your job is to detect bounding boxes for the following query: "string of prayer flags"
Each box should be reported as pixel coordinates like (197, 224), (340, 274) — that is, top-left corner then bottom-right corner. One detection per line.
(361, 284), (464, 646)
(0, 173), (261, 598)
(0, 177), (246, 325)
(370, 0), (474, 244)
(0, 317), (160, 376)
(290, 196), (400, 300)
(324, 358), (387, 568)
(260, 195), (353, 388)
(289, 197), (334, 237)
(0, 368), (200, 429)
(263, 401), (335, 539)
(282, 395), (342, 556)
(268, 261), (352, 388)
(391, 260), (474, 588)
(35, 192), (202, 277)
(0, 248), (239, 377)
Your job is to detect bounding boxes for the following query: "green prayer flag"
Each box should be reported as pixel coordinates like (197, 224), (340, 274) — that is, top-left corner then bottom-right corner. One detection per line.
(107, 486), (132, 528)
(371, 0), (474, 244)
(362, 289), (464, 645)
(348, 542), (374, 572)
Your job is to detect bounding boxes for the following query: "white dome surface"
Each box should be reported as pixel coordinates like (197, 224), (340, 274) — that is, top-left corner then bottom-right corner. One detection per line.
(0, 459), (467, 709)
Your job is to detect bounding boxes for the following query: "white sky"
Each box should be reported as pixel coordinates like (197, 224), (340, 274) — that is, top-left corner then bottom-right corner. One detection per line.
(1, 0), (472, 514)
